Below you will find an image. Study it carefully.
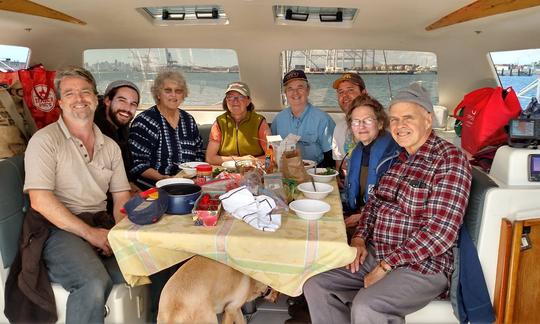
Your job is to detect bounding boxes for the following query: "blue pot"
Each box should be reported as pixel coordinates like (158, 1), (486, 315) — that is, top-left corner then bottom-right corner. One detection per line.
(160, 183), (201, 215)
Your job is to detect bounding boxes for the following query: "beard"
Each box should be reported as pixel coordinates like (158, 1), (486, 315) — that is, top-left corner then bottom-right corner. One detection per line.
(108, 106), (133, 127)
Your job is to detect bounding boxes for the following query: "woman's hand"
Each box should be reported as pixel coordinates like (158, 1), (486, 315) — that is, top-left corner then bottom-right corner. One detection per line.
(347, 237), (368, 273)
(237, 155), (256, 161)
(344, 213), (361, 228)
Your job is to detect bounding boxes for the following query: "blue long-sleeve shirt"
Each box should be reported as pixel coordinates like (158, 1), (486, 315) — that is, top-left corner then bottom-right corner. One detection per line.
(128, 106), (204, 179)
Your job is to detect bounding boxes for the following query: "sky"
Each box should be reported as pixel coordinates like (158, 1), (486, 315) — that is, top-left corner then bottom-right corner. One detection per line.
(2, 45), (540, 66)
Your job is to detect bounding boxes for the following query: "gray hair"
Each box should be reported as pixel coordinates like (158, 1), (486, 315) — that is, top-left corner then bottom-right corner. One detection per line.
(151, 68), (189, 104)
(54, 66), (98, 99)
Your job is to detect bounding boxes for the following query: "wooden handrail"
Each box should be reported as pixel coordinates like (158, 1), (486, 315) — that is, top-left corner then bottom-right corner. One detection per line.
(493, 218), (512, 324)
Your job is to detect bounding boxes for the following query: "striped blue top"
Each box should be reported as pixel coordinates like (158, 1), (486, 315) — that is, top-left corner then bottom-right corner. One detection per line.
(128, 106), (204, 179)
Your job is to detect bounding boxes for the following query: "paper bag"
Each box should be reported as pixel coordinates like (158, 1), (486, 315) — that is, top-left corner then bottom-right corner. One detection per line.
(280, 149), (310, 183)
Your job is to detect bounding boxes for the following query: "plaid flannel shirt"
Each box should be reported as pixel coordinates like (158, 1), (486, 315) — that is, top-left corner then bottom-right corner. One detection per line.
(354, 133), (472, 277)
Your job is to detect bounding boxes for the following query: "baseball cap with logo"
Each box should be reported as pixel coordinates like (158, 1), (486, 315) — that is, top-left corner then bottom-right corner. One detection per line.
(104, 80), (140, 100)
(124, 188), (169, 225)
(282, 70), (308, 86)
(225, 81), (250, 97)
(332, 72), (366, 90)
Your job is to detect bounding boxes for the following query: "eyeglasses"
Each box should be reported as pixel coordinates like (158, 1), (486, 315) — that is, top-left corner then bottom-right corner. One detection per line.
(351, 117), (376, 127)
(225, 95), (246, 102)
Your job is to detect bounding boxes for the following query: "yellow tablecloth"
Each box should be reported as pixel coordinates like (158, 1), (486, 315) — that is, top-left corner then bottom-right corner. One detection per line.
(108, 184), (356, 296)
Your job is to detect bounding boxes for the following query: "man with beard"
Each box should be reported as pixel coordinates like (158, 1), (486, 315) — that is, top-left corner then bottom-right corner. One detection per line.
(5, 67), (131, 323)
(94, 80), (140, 181)
(331, 73), (367, 172)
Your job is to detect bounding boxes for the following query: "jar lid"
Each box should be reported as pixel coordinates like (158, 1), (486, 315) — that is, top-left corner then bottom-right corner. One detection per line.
(196, 164), (213, 172)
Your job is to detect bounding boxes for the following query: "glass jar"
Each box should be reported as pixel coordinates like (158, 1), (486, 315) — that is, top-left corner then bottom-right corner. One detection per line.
(196, 164), (213, 185)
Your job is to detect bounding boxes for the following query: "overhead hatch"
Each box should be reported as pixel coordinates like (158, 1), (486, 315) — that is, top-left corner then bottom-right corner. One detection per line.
(273, 5), (357, 28)
(138, 5), (228, 26)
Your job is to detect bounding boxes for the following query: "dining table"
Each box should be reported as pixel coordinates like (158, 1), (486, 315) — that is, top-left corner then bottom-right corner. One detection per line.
(108, 179), (357, 297)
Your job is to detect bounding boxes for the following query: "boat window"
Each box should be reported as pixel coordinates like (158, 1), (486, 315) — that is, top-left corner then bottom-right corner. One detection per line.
(280, 49), (438, 109)
(490, 49), (540, 108)
(84, 48), (239, 109)
(0, 45), (30, 72)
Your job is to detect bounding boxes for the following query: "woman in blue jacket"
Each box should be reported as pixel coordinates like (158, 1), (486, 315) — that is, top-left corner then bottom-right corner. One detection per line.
(344, 94), (400, 229)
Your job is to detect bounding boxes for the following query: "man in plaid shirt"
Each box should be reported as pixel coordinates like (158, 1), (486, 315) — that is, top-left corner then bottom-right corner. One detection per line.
(304, 83), (472, 324)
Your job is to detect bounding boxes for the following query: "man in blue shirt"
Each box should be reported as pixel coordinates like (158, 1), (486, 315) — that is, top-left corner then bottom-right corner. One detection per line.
(271, 70), (335, 166)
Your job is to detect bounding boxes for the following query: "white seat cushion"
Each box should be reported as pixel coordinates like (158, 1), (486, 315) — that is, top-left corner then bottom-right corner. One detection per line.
(406, 300), (458, 324)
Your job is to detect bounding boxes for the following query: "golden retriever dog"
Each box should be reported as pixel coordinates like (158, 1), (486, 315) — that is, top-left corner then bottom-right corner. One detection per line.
(157, 255), (274, 324)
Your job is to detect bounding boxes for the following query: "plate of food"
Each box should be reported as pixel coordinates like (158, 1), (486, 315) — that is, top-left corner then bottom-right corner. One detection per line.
(307, 168), (339, 183)
(221, 160), (253, 172)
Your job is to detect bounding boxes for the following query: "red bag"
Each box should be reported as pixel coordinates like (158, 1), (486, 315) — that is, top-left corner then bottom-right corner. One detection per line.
(453, 87), (521, 155)
(0, 71), (19, 88)
(18, 65), (61, 129)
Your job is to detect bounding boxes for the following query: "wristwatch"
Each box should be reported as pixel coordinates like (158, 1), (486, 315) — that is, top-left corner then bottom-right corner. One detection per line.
(379, 261), (392, 273)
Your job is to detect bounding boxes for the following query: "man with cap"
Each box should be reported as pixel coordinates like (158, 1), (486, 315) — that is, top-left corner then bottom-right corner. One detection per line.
(205, 81), (271, 165)
(271, 70), (335, 167)
(331, 72), (367, 171)
(94, 80), (140, 179)
(6, 67), (131, 323)
(303, 83), (472, 324)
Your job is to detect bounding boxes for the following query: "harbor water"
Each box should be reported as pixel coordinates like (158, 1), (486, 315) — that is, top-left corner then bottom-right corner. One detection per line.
(91, 71), (537, 110)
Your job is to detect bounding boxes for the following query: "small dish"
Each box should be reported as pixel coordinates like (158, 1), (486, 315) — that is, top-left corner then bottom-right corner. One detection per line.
(297, 182), (333, 199)
(221, 160), (237, 172)
(156, 177), (195, 188)
(302, 159), (316, 169)
(178, 161), (209, 177)
(221, 160), (253, 172)
(307, 168), (338, 183)
(289, 199), (331, 221)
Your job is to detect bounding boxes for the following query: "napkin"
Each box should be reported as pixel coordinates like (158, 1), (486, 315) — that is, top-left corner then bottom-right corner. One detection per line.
(220, 186), (281, 232)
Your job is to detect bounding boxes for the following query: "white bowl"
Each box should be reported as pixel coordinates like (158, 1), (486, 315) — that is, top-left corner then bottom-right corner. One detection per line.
(303, 159), (316, 169)
(289, 199), (331, 221)
(156, 177), (194, 188)
(178, 161), (209, 177)
(307, 168), (338, 183)
(221, 160), (253, 172)
(221, 160), (237, 172)
(297, 182), (333, 199)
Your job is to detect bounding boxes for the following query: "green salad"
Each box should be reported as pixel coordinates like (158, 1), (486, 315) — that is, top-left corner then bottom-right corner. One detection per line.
(316, 168), (337, 176)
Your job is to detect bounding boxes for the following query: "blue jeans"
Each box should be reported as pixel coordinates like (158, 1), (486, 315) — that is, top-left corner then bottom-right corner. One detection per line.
(42, 228), (125, 324)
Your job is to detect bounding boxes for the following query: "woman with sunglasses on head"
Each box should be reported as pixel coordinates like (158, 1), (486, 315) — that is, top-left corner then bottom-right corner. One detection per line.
(129, 69), (204, 189)
(205, 82), (271, 165)
(344, 94), (400, 234)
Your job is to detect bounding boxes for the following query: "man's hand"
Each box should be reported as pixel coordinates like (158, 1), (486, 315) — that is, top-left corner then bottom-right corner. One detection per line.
(84, 227), (112, 256)
(364, 264), (387, 287)
(344, 213), (361, 228)
(129, 182), (142, 196)
(347, 237), (368, 273)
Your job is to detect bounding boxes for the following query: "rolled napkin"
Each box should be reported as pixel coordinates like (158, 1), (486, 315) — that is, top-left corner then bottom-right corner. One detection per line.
(220, 186), (281, 232)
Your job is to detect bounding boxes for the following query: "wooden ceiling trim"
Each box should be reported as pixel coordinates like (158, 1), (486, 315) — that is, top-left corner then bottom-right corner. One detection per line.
(426, 0), (540, 31)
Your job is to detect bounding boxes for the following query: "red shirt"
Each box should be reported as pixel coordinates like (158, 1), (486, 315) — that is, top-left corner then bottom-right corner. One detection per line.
(354, 133), (472, 277)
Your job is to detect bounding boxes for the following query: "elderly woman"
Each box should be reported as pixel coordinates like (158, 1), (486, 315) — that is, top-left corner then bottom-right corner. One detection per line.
(344, 94), (400, 229)
(205, 81), (271, 165)
(129, 69), (204, 188)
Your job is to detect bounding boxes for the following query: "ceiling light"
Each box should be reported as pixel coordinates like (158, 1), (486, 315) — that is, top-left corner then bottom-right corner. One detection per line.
(319, 11), (343, 22)
(196, 8), (219, 19)
(162, 10), (185, 20)
(285, 9), (309, 21)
